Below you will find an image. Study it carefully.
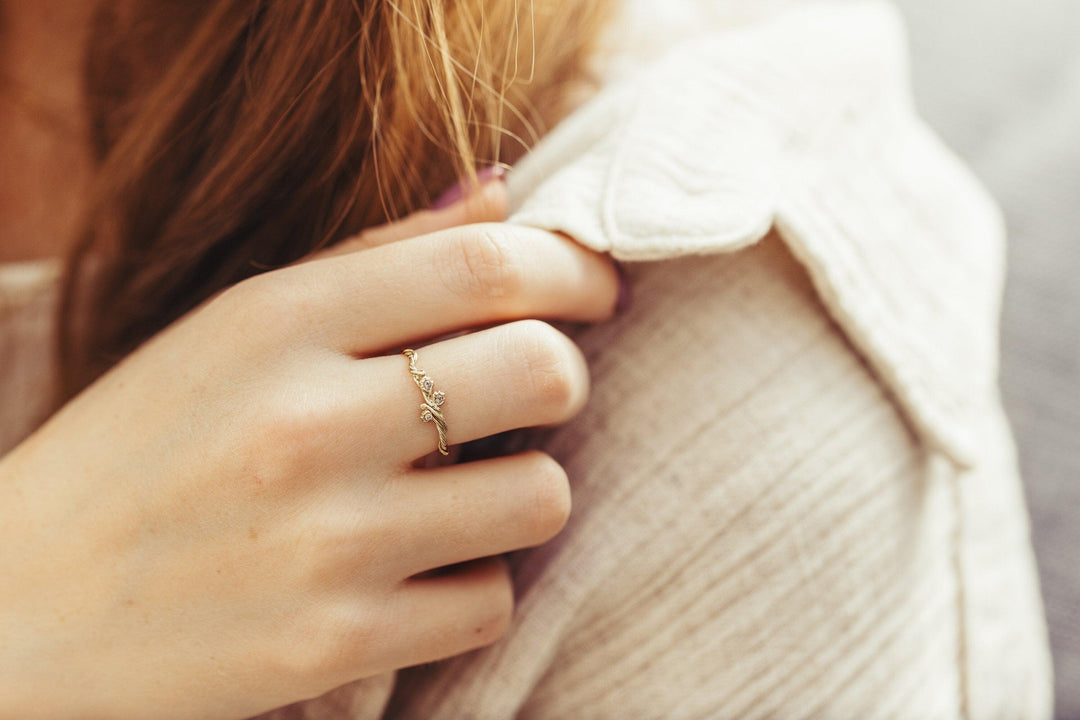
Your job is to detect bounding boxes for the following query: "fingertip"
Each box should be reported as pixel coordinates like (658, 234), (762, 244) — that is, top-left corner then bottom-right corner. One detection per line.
(588, 251), (629, 321)
(581, 248), (625, 322)
(459, 169), (509, 224)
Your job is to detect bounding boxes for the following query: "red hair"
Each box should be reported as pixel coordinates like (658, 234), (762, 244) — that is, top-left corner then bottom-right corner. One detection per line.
(59, 0), (610, 397)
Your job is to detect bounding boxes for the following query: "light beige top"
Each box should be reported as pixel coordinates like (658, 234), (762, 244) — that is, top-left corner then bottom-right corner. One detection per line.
(0, 258), (61, 454)
(0, 1), (1052, 718)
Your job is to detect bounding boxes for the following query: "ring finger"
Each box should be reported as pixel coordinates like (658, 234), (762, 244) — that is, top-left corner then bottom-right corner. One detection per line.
(358, 319), (589, 464)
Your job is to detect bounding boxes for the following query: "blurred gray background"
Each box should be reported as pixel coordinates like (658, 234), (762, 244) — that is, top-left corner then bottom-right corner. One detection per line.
(893, 0), (1080, 715)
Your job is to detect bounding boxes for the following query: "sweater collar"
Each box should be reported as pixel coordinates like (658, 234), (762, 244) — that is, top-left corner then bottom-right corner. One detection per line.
(508, 1), (1005, 468)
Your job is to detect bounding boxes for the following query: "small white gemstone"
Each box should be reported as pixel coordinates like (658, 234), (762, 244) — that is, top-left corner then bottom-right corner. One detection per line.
(421, 377), (434, 392)
(432, 391), (445, 406)
(421, 409), (433, 422)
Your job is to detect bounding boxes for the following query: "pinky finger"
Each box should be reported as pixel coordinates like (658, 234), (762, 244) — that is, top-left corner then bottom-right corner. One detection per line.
(378, 556), (514, 671)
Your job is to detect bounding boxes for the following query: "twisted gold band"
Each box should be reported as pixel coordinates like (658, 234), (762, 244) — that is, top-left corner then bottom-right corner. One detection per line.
(402, 349), (449, 456)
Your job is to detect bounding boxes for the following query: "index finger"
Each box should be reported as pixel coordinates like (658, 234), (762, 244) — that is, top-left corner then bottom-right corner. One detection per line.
(284, 222), (621, 355)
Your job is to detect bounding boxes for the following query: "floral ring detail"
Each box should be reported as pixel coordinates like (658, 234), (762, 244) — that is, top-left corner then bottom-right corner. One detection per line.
(402, 349), (448, 456)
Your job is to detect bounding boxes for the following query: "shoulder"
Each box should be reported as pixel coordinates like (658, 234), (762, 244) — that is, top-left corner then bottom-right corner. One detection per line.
(514, 237), (963, 720)
(509, 0), (1005, 467)
(387, 235), (971, 719)
(554, 232), (924, 519)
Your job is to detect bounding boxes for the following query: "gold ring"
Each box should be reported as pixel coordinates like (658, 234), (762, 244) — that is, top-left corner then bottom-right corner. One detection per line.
(402, 349), (448, 455)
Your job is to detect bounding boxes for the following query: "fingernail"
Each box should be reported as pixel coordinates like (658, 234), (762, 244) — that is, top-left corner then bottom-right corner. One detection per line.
(475, 165), (507, 185)
(430, 165), (507, 210)
(614, 261), (632, 314)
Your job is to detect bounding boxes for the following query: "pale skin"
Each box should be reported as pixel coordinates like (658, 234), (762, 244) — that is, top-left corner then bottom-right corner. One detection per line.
(0, 3), (621, 718)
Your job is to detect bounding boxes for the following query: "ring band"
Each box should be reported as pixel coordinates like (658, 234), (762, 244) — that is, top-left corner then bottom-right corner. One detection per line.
(402, 349), (449, 456)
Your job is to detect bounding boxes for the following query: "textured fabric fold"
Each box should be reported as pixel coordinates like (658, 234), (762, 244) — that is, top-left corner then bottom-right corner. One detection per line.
(508, 0), (1003, 466)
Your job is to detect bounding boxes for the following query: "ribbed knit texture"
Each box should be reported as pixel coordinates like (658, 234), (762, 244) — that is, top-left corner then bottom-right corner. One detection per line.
(262, 237), (1049, 720)
(379, 237), (1049, 720)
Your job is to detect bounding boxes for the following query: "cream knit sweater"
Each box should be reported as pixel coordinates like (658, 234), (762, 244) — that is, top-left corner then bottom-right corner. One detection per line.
(0, 1), (1052, 718)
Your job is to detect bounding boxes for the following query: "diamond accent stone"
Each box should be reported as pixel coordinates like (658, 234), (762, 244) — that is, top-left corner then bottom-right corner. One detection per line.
(432, 390), (445, 407)
(420, 377), (434, 393)
(421, 409), (433, 422)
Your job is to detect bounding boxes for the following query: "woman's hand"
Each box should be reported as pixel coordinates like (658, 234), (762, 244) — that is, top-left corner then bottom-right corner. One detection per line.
(0, 181), (621, 720)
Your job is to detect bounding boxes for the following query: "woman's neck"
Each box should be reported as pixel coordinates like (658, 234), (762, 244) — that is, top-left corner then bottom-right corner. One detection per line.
(0, 0), (96, 263)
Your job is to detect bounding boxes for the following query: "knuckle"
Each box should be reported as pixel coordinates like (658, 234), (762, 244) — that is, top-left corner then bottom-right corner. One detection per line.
(521, 451), (572, 541)
(505, 320), (585, 418)
(302, 515), (390, 589)
(281, 604), (378, 686)
(442, 225), (525, 304)
(264, 613), (341, 686)
(322, 610), (380, 678)
(261, 407), (311, 458)
(277, 526), (388, 682)
(221, 271), (316, 335)
(244, 396), (331, 485)
(286, 638), (337, 685)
